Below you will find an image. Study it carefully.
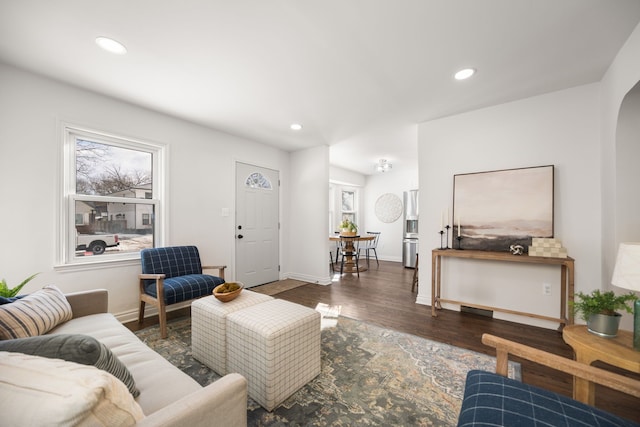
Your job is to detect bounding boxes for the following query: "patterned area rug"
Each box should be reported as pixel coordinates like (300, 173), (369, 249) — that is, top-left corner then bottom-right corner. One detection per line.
(135, 315), (519, 426)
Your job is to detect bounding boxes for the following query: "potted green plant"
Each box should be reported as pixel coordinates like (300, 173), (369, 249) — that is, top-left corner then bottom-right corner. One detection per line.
(339, 219), (358, 236)
(570, 289), (637, 337)
(0, 273), (39, 299)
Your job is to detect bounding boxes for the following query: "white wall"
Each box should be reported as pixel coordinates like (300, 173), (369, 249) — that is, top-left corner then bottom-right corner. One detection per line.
(415, 20), (640, 332)
(418, 84), (601, 329)
(287, 145), (331, 285)
(616, 84), (640, 242)
(600, 21), (640, 331)
(0, 63), (292, 321)
(363, 169), (418, 262)
(329, 166), (365, 187)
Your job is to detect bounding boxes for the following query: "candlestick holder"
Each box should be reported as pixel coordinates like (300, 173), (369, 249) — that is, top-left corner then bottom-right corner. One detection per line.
(445, 225), (451, 249)
(455, 235), (463, 250)
(439, 230), (445, 249)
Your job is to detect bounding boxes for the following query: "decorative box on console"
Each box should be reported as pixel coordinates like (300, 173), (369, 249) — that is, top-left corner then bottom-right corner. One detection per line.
(529, 238), (568, 258)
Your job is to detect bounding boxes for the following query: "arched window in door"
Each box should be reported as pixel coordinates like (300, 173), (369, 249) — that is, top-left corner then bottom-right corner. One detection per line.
(245, 172), (272, 190)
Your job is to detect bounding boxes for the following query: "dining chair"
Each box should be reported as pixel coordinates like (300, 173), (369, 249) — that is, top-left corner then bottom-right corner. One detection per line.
(360, 231), (381, 267)
(329, 251), (335, 272)
(411, 253), (419, 292)
(331, 231), (340, 273)
(338, 236), (361, 277)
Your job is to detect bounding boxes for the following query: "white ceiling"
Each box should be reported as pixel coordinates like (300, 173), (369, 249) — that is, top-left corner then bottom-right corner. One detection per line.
(1, 1), (640, 175)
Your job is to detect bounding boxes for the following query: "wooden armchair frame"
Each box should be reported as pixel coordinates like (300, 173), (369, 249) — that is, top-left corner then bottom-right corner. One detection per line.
(139, 265), (225, 339)
(482, 333), (640, 403)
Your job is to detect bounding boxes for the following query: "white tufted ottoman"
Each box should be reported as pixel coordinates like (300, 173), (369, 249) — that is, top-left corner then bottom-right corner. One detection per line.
(226, 299), (321, 411)
(191, 290), (273, 375)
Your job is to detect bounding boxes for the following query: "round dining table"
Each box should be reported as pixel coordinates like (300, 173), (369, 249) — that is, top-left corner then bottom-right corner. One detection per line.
(329, 234), (375, 274)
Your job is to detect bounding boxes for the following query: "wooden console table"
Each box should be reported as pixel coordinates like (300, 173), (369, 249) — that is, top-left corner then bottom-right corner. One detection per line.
(431, 249), (575, 327)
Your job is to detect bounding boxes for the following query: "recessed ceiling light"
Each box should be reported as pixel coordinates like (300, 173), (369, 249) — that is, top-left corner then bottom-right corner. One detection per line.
(95, 36), (127, 55)
(454, 68), (475, 80)
(290, 123), (303, 131)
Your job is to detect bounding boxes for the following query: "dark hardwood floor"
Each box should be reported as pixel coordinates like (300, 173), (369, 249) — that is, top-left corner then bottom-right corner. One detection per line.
(279, 260), (639, 423)
(128, 259), (639, 422)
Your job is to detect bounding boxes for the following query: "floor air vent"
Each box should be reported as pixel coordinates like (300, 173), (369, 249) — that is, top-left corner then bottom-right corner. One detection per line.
(461, 305), (493, 318)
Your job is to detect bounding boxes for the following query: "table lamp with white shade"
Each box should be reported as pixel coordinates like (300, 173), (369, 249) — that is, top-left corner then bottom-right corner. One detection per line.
(611, 242), (640, 350)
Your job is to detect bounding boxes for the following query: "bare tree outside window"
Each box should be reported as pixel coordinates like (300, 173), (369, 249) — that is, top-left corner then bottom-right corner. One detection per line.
(76, 140), (151, 197)
(71, 138), (157, 258)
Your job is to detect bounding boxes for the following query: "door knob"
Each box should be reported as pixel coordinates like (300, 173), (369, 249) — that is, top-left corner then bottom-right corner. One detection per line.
(237, 234), (244, 239)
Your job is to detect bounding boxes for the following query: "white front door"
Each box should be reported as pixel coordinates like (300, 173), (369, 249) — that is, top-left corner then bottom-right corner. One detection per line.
(235, 162), (279, 287)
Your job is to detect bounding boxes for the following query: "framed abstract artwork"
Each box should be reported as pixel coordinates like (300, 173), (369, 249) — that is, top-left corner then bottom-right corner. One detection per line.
(453, 165), (554, 252)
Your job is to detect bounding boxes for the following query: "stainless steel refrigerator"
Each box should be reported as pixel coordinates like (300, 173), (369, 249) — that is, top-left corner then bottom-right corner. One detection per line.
(402, 190), (419, 268)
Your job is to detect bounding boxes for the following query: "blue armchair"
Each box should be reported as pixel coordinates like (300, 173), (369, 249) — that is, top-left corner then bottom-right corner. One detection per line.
(139, 246), (226, 338)
(458, 334), (640, 426)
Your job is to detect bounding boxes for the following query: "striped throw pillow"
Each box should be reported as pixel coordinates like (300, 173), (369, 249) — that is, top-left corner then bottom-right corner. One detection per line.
(0, 285), (73, 340)
(94, 338), (140, 397)
(0, 334), (140, 397)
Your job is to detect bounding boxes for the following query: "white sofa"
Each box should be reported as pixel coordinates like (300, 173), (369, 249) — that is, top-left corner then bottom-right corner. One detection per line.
(1, 289), (248, 427)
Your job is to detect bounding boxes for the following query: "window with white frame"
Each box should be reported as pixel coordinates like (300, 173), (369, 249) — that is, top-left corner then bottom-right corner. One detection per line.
(341, 189), (357, 225)
(60, 125), (165, 265)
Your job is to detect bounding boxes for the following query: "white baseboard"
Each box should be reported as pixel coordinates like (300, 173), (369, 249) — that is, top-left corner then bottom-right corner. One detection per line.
(379, 255), (403, 263)
(114, 308), (139, 324)
(114, 300), (191, 324)
(415, 293), (431, 306)
(283, 272), (332, 285)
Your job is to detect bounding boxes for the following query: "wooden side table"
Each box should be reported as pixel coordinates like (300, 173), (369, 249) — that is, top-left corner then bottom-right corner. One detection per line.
(562, 325), (640, 405)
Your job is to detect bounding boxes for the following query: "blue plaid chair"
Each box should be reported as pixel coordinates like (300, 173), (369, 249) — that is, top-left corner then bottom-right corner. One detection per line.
(139, 246), (226, 338)
(458, 334), (640, 426)
(459, 371), (638, 427)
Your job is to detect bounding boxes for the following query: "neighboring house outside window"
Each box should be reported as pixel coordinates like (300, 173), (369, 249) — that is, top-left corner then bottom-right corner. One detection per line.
(59, 125), (165, 266)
